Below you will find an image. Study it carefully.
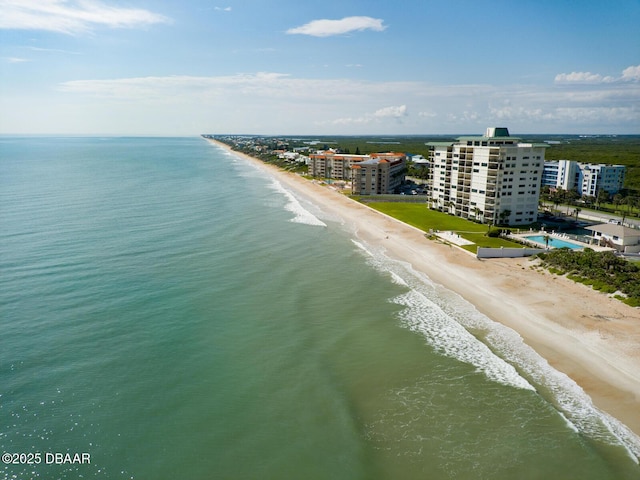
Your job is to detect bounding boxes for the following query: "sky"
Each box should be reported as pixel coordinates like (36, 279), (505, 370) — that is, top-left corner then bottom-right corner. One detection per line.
(0, 0), (639, 136)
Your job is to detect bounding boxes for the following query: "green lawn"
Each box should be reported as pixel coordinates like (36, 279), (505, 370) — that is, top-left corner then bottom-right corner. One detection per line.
(364, 202), (523, 250)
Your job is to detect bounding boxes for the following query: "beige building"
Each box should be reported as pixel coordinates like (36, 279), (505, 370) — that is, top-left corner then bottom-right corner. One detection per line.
(308, 152), (370, 180)
(308, 151), (406, 194)
(351, 153), (407, 195)
(427, 127), (547, 225)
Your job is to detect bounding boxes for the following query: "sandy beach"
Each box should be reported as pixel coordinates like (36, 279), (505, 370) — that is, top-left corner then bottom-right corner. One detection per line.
(207, 139), (640, 444)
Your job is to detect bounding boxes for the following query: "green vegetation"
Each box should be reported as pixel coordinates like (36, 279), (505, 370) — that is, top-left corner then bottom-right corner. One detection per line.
(541, 186), (640, 220)
(361, 202), (522, 250)
(536, 249), (640, 306)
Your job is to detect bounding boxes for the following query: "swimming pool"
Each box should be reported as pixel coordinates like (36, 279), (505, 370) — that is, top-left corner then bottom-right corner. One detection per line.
(524, 235), (583, 250)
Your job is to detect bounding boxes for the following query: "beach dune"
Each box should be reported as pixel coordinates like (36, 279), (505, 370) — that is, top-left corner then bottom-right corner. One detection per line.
(207, 138), (640, 446)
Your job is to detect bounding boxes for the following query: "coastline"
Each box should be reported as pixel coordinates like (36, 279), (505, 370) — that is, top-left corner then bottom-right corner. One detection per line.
(205, 138), (640, 445)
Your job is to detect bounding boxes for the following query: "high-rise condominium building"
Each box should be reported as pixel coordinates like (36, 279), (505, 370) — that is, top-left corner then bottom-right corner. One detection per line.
(427, 127), (547, 225)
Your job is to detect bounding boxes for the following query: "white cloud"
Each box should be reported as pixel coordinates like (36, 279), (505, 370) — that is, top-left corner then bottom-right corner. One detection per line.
(214, 7), (232, 12)
(58, 73), (415, 103)
(13, 71), (638, 135)
(0, 0), (171, 35)
(622, 65), (640, 82)
(324, 105), (407, 126)
(554, 71), (615, 84)
(373, 105), (407, 118)
(28, 46), (80, 55)
(555, 64), (640, 84)
(5, 57), (29, 63)
(286, 16), (386, 37)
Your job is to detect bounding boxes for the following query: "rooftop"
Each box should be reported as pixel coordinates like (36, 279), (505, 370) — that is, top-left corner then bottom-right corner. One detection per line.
(586, 223), (640, 238)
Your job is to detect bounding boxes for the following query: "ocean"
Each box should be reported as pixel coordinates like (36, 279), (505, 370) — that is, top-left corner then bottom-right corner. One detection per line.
(1, 136), (638, 479)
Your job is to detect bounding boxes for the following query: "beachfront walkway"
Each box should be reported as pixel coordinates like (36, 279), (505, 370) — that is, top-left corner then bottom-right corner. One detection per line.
(434, 230), (475, 246)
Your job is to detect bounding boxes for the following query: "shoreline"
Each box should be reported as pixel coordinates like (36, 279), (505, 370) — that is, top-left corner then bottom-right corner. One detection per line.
(205, 138), (640, 446)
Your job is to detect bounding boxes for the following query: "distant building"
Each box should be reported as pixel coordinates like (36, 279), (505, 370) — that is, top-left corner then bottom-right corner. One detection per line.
(351, 153), (407, 195)
(308, 151), (406, 194)
(542, 160), (625, 196)
(410, 154), (429, 168)
(426, 127), (547, 225)
(308, 152), (370, 180)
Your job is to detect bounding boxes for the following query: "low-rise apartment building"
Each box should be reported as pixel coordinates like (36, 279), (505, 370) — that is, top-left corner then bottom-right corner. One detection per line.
(351, 153), (407, 195)
(308, 152), (370, 180)
(308, 151), (406, 194)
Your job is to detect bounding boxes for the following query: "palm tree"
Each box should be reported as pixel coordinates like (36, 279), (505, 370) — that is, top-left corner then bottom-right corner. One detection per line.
(551, 189), (563, 214)
(445, 200), (455, 214)
(498, 209), (511, 226)
(574, 207), (582, 221)
(613, 193), (623, 213)
(596, 189), (609, 210)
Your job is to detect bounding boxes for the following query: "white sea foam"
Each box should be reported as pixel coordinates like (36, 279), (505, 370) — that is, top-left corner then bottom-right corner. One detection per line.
(352, 240), (407, 286)
(389, 271), (408, 287)
(350, 239), (534, 391)
(352, 237), (640, 461)
(351, 240), (374, 257)
(430, 285), (640, 462)
(215, 145), (327, 227)
(269, 179), (327, 227)
(392, 289), (536, 391)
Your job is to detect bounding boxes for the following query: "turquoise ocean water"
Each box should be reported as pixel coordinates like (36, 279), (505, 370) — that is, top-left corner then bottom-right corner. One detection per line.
(1, 137), (639, 479)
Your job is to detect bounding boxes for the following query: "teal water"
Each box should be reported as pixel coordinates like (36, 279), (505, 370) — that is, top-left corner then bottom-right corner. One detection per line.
(524, 235), (583, 250)
(1, 137), (639, 479)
